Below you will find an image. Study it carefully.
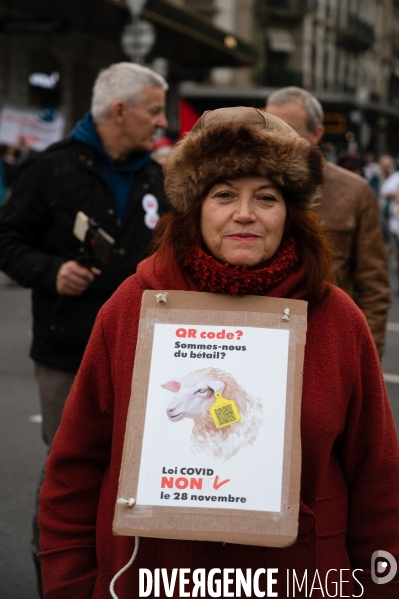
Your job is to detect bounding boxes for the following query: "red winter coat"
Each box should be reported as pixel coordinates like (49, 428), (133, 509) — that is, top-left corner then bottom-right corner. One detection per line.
(39, 255), (399, 598)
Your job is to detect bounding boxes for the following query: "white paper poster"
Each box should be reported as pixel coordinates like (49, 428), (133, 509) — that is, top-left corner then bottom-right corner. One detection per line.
(0, 106), (65, 151)
(136, 323), (290, 513)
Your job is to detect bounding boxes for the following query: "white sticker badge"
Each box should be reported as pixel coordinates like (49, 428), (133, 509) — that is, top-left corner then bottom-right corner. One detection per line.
(142, 193), (160, 230)
(144, 212), (160, 229)
(142, 194), (159, 213)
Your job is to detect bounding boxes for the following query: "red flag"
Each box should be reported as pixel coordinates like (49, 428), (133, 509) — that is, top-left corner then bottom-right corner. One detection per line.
(179, 99), (201, 139)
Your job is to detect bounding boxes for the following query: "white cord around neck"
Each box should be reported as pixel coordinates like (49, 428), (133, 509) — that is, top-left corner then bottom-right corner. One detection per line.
(109, 536), (140, 599)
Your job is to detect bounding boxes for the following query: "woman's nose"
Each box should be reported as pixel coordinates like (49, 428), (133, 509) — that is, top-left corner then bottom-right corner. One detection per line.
(233, 199), (256, 222)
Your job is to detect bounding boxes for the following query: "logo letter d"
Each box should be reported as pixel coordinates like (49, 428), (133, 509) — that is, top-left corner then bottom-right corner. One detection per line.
(371, 551), (397, 584)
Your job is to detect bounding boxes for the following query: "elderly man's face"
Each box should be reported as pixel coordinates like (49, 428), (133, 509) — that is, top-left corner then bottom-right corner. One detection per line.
(265, 102), (321, 144)
(124, 85), (168, 152)
(379, 156), (393, 176)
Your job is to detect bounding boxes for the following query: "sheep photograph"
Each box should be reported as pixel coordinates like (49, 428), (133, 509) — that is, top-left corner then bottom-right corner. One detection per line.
(162, 368), (263, 461)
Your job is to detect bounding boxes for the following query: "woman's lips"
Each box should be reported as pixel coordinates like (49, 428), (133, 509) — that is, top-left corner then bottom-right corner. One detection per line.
(227, 233), (260, 242)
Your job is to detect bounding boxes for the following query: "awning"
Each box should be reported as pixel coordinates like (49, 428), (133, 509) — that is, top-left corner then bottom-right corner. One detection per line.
(110, 0), (259, 67)
(267, 29), (295, 53)
(10, 0), (258, 67)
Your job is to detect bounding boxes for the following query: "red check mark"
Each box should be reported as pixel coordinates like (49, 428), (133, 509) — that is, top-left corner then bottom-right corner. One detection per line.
(213, 475), (231, 490)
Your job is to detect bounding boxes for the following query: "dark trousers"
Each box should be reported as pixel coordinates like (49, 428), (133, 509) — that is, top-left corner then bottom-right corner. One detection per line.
(32, 362), (76, 598)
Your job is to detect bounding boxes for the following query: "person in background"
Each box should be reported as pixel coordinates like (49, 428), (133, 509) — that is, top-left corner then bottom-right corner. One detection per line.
(0, 145), (11, 213)
(0, 61), (169, 595)
(265, 87), (390, 357)
(380, 156), (399, 288)
(379, 154), (399, 246)
(379, 154), (397, 183)
(363, 151), (380, 195)
(0, 142), (35, 285)
(0, 144), (20, 199)
(151, 136), (175, 166)
(337, 151), (363, 176)
(387, 191), (399, 292)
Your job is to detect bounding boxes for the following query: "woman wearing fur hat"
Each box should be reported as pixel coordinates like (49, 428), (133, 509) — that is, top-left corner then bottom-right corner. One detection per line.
(39, 108), (399, 598)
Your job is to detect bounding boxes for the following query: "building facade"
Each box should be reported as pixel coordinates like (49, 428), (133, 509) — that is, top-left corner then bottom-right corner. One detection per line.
(180, 0), (399, 155)
(1, 0), (399, 154)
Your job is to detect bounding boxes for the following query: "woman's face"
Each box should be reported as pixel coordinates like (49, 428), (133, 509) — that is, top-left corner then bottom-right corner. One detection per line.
(201, 176), (287, 268)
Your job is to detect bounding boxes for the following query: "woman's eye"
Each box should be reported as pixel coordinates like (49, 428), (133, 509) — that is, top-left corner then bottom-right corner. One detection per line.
(215, 191), (232, 198)
(258, 195), (277, 203)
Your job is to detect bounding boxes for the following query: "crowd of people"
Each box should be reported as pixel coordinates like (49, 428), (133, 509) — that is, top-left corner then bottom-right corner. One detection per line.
(0, 67), (399, 598)
(347, 149), (399, 293)
(319, 148), (399, 271)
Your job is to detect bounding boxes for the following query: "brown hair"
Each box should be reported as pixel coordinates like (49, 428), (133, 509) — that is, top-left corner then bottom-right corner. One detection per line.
(284, 199), (333, 304)
(151, 195), (333, 306)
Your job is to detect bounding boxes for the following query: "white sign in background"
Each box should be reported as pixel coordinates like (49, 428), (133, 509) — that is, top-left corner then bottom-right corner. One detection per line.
(0, 106), (65, 151)
(136, 323), (290, 513)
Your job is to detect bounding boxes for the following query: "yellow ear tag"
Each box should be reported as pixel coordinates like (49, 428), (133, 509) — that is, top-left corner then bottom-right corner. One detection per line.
(210, 392), (241, 429)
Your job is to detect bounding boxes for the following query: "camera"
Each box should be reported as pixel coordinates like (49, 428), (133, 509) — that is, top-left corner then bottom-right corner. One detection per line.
(73, 211), (115, 266)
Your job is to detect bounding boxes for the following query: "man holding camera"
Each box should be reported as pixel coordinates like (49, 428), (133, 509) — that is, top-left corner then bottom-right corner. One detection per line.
(0, 62), (169, 590)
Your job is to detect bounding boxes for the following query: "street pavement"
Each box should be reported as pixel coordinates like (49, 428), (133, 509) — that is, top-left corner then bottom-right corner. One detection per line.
(1, 268), (399, 597)
(0, 274), (45, 598)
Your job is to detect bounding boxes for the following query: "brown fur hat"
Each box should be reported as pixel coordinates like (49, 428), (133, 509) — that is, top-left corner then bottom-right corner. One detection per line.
(164, 106), (325, 212)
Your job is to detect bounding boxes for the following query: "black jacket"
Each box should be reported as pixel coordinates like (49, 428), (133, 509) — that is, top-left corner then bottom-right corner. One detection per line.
(0, 138), (169, 371)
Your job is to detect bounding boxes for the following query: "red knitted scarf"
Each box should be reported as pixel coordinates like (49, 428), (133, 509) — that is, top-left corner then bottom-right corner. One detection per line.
(183, 237), (299, 296)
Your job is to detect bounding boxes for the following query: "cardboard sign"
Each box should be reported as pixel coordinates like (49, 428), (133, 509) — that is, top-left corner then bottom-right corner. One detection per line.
(113, 291), (307, 547)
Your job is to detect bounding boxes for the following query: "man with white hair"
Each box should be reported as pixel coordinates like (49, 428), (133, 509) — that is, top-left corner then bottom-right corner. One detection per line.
(0, 62), (169, 593)
(265, 87), (390, 357)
